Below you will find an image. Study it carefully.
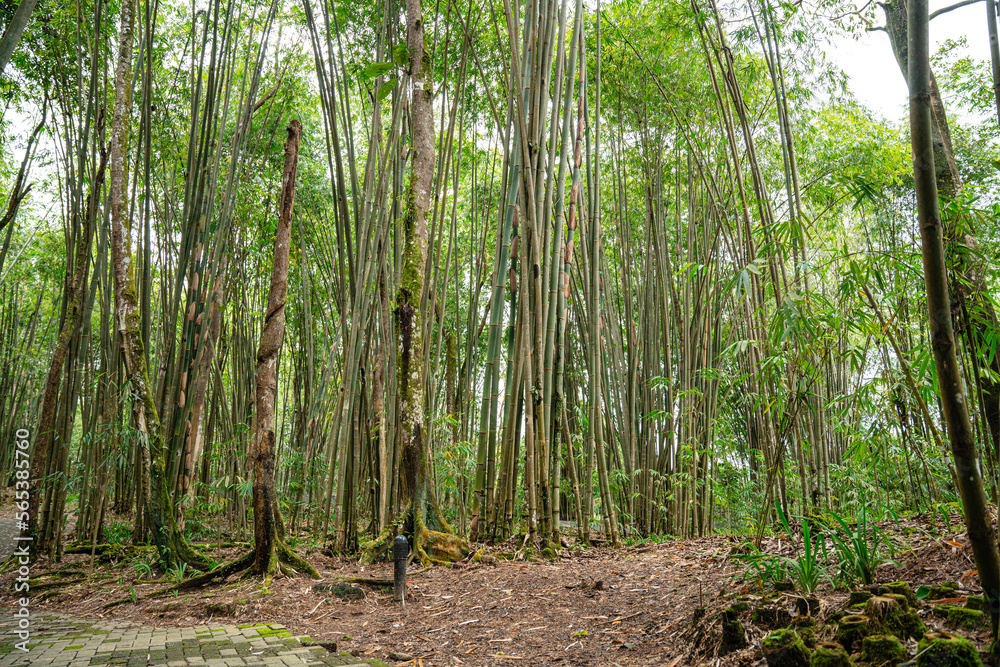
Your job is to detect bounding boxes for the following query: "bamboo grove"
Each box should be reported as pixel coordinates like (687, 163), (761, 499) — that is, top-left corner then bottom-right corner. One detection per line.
(1, 0), (999, 569)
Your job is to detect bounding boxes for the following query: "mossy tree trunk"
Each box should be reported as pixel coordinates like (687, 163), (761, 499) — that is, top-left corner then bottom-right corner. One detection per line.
(393, 0), (467, 565)
(107, 0), (209, 573)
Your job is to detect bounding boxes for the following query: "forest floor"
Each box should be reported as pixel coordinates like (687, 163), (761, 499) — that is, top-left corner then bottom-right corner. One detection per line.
(0, 508), (994, 666)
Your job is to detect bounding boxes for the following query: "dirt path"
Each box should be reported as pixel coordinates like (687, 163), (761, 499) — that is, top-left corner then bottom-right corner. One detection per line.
(3, 537), (737, 666)
(289, 539), (733, 666)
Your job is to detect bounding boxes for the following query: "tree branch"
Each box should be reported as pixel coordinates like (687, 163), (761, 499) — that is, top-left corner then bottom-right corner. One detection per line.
(252, 79), (282, 113)
(930, 0), (983, 20)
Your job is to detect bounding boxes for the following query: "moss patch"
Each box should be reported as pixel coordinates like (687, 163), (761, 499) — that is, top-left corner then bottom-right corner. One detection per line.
(864, 595), (917, 639)
(719, 607), (747, 655)
(932, 604), (986, 631)
(965, 595), (987, 612)
(810, 642), (850, 667)
(861, 634), (907, 665)
(791, 617), (816, 649)
(849, 590), (873, 607)
(916, 631), (983, 667)
(925, 581), (959, 601)
(883, 581), (917, 607)
(762, 628), (810, 667)
(835, 614), (869, 650)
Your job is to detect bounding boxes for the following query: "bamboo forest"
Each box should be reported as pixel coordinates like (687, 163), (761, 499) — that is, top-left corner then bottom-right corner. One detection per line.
(0, 0), (999, 662)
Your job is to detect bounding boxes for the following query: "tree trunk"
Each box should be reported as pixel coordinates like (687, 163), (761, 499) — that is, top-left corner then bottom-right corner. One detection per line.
(394, 0), (467, 564)
(26, 145), (104, 558)
(882, 0), (1000, 461)
(107, 0), (209, 572)
(175, 121), (320, 591)
(251, 119), (305, 578)
(987, 0), (1000, 127)
(176, 268), (226, 521)
(0, 0), (39, 74)
(908, 0), (1000, 636)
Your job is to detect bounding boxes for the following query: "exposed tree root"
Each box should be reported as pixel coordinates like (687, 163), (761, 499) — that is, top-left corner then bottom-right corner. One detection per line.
(409, 510), (470, 566)
(103, 596), (135, 610)
(162, 551), (255, 593)
(361, 501), (471, 567)
(413, 524), (469, 565)
(62, 544), (156, 562)
(27, 569), (87, 591)
(101, 537), (319, 609)
(59, 541), (245, 568)
(158, 539), (317, 595)
(359, 529), (393, 564)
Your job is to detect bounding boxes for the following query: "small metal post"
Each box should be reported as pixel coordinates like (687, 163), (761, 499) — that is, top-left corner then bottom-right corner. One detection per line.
(393, 535), (408, 607)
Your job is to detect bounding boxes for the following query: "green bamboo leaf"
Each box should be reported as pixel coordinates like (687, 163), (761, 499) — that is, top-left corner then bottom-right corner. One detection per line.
(376, 77), (397, 101)
(393, 43), (409, 67)
(360, 62), (393, 81)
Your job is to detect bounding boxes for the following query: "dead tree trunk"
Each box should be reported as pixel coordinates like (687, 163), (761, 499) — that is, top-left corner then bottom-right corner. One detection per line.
(250, 119), (315, 580)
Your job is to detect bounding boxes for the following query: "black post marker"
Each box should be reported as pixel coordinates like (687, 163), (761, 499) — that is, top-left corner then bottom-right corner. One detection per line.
(393, 535), (408, 607)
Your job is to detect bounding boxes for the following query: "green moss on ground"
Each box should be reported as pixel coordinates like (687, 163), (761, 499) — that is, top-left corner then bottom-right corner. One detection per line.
(762, 628), (810, 667)
(916, 632), (983, 667)
(861, 634), (907, 665)
(933, 604), (987, 631)
(835, 614), (869, 649)
(810, 642), (850, 667)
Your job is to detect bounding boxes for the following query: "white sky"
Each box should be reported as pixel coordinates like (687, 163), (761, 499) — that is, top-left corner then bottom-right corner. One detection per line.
(830, 0), (990, 120)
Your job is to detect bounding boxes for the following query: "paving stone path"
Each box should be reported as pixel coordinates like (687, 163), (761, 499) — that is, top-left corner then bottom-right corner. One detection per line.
(0, 614), (385, 667)
(0, 518), (18, 561)
(0, 520), (383, 667)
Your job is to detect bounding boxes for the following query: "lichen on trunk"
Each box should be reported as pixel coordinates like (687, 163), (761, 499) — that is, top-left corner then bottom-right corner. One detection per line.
(105, 0), (209, 574)
(390, 0), (469, 565)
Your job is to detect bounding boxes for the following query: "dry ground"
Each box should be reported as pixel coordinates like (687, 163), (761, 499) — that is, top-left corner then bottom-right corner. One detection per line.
(0, 509), (992, 666)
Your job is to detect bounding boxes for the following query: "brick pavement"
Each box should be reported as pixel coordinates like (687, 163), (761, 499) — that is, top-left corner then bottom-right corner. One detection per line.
(0, 614), (385, 667)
